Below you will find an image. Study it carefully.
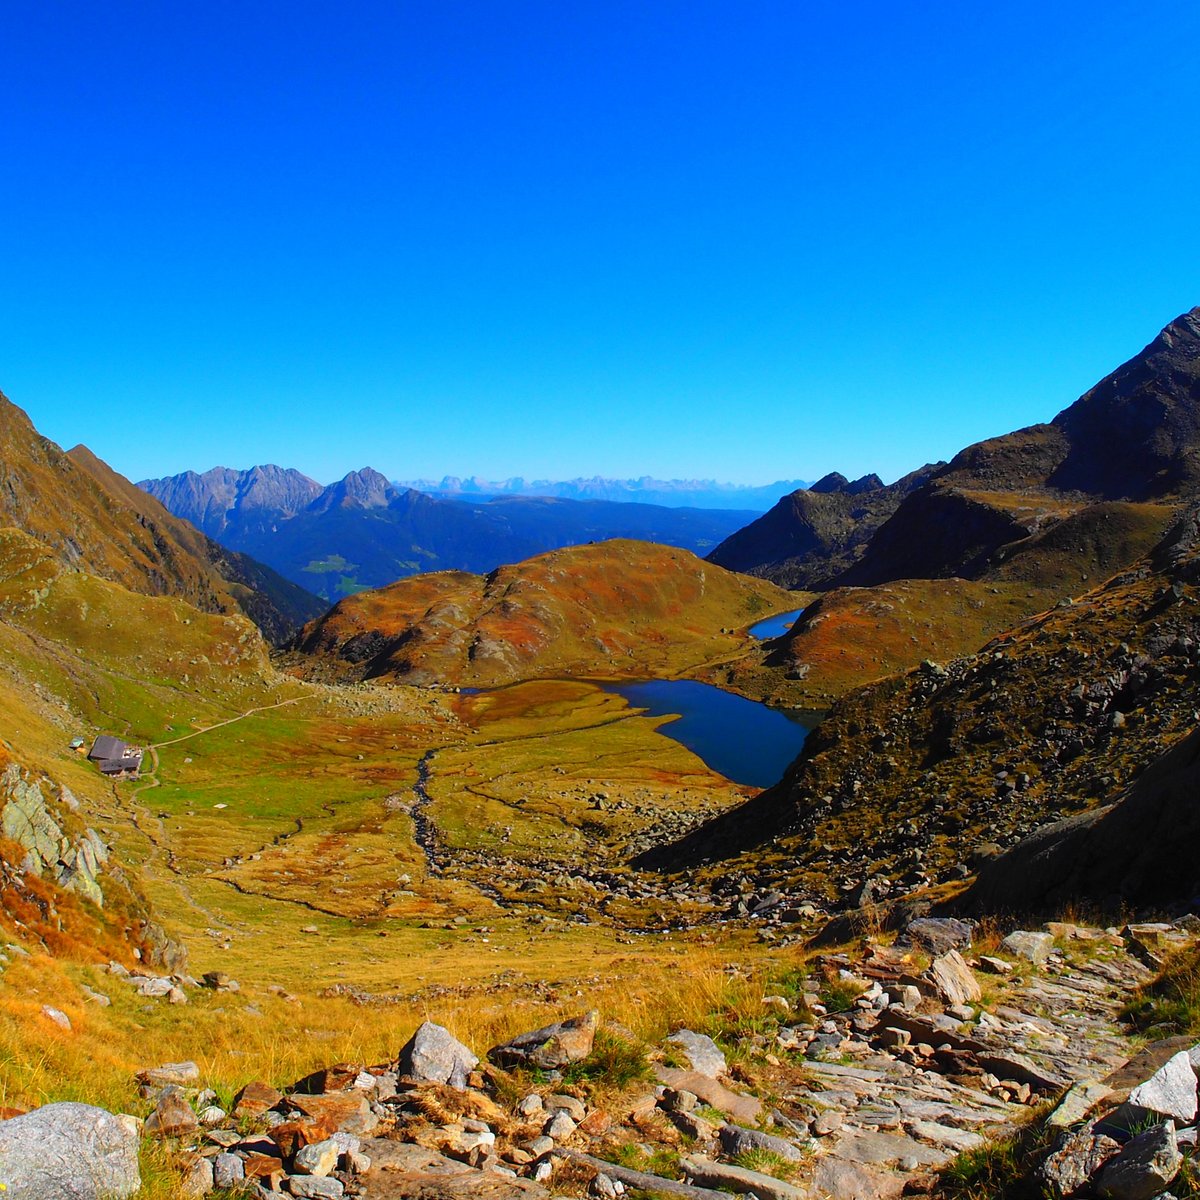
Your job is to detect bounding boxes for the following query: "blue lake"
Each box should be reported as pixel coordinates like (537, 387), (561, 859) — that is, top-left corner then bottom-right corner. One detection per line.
(748, 608), (805, 640)
(603, 679), (816, 789)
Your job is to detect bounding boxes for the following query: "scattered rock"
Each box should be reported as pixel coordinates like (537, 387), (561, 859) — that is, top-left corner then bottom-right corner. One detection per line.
(490, 1010), (598, 1070)
(143, 1087), (199, 1138)
(1040, 1126), (1123, 1199)
(42, 1005), (71, 1031)
(233, 1080), (283, 1119)
(667, 1029), (727, 1079)
(1047, 1080), (1113, 1129)
(1000, 930), (1055, 965)
(905, 917), (975, 956)
(294, 1137), (341, 1176)
(682, 1154), (805, 1200)
(136, 1061), (200, 1089)
(923, 949), (982, 1006)
(1127, 1051), (1198, 1123)
(718, 1122), (806, 1162)
(812, 1110), (843, 1137)
(398, 1021), (479, 1089)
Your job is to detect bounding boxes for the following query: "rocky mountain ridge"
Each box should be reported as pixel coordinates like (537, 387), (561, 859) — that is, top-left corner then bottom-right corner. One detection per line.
(711, 308), (1200, 594)
(140, 466), (761, 603)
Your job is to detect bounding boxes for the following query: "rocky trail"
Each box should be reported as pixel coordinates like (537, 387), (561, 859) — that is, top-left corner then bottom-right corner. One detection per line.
(17, 914), (1200, 1199)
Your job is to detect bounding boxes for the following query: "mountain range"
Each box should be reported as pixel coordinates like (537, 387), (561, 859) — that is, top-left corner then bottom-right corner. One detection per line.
(394, 474), (810, 510)
(139, 466), (759, 601)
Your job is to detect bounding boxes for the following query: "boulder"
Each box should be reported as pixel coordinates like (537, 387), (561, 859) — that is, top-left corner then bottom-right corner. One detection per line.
(0, 1101), (140, 1198)
(1096, 1121), (1181, 1200)
(286, 1092), (378, 1136)
(489, 1010), (598, 1070)
(667, 1030), (727, 1079)
(1039, 1125), (1121, 1198)
(904, 917), (975, 956)
(1000, 930), (1055, 964)
(294, 1137), (341, 1176)
(922, 950), (982, 1007)
(143, 1086), (199, 1137)
(233, 1080), (283, 1119)
(718, 1123), (806, 1162)
(287, 1178), (344, 1198)
(397, 1022), (478, 1089)
(136, 1061), (200, 1089)
(1127, 1051), (1198, 1124)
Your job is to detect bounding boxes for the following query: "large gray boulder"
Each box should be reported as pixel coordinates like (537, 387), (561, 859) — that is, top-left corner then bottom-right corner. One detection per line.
(0, 1102), (140, 1198)
(397, 1021), (478, 1089)
(1128, 1050), (1198, 1124)
(1096, 1121), (1182, 1200)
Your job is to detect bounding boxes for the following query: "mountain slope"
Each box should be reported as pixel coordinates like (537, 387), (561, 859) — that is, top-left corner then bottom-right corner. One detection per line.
(140, 465), (759, 601)
(712, 308), (1200, 594)
(292, 539), (796, 687)
(643, 504), (1200, 910)
(0, 393), (323, 642)
(707, 469), (938, 588)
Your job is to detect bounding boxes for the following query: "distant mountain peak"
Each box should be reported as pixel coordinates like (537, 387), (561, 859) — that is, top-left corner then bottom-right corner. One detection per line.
(392, 475), (811, 511)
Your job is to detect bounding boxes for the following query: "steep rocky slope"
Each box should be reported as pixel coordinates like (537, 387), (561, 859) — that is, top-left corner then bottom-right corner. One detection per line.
(141, 465), (759, 601)
(712, 308), (1200, 594)
(292, 539), (795, 687)
(644, 504), (1200, 912)
(0, 393), (323, 641)
(705, 469), (937, 588)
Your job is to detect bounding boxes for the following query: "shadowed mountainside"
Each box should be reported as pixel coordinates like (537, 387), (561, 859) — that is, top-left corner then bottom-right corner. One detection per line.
(711, 308), (1200, 593)
(643, 504), (1200, 909)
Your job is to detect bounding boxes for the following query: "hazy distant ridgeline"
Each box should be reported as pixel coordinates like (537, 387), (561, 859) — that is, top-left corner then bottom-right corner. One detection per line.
(394, 474), (810, 511)
(139, 465), (766, 602)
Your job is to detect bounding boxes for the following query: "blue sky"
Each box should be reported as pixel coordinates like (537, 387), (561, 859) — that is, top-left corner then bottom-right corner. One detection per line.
(1, 1), (1197, 486)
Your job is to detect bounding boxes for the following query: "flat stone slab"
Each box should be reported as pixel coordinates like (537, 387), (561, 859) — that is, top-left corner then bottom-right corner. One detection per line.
(1048, 1080), (1114, 1129)
(824, 1128), (948, 1168)
(358, 1140), (550, 1199)
(654, 1067), (761, 1124)
(810, 1157), (907, 1200)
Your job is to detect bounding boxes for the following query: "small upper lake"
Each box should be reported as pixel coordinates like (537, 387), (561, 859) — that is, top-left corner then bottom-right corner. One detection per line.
(604, 679), (816, 789)
(748, 608), (805, 640)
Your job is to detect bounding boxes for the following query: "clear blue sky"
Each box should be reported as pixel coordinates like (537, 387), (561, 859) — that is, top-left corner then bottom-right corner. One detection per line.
(1, 1), (1197, 486)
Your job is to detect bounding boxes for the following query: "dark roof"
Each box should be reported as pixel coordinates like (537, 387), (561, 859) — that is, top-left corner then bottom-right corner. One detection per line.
(98, 748), (142, 774)
(88, 735), (126, 762)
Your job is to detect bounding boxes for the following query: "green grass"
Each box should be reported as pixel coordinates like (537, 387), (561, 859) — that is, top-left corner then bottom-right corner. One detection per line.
(561, 1029), (654, 1089)
(730, 1148), (803, 1180)
(1120, 944), (1200, 1037)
